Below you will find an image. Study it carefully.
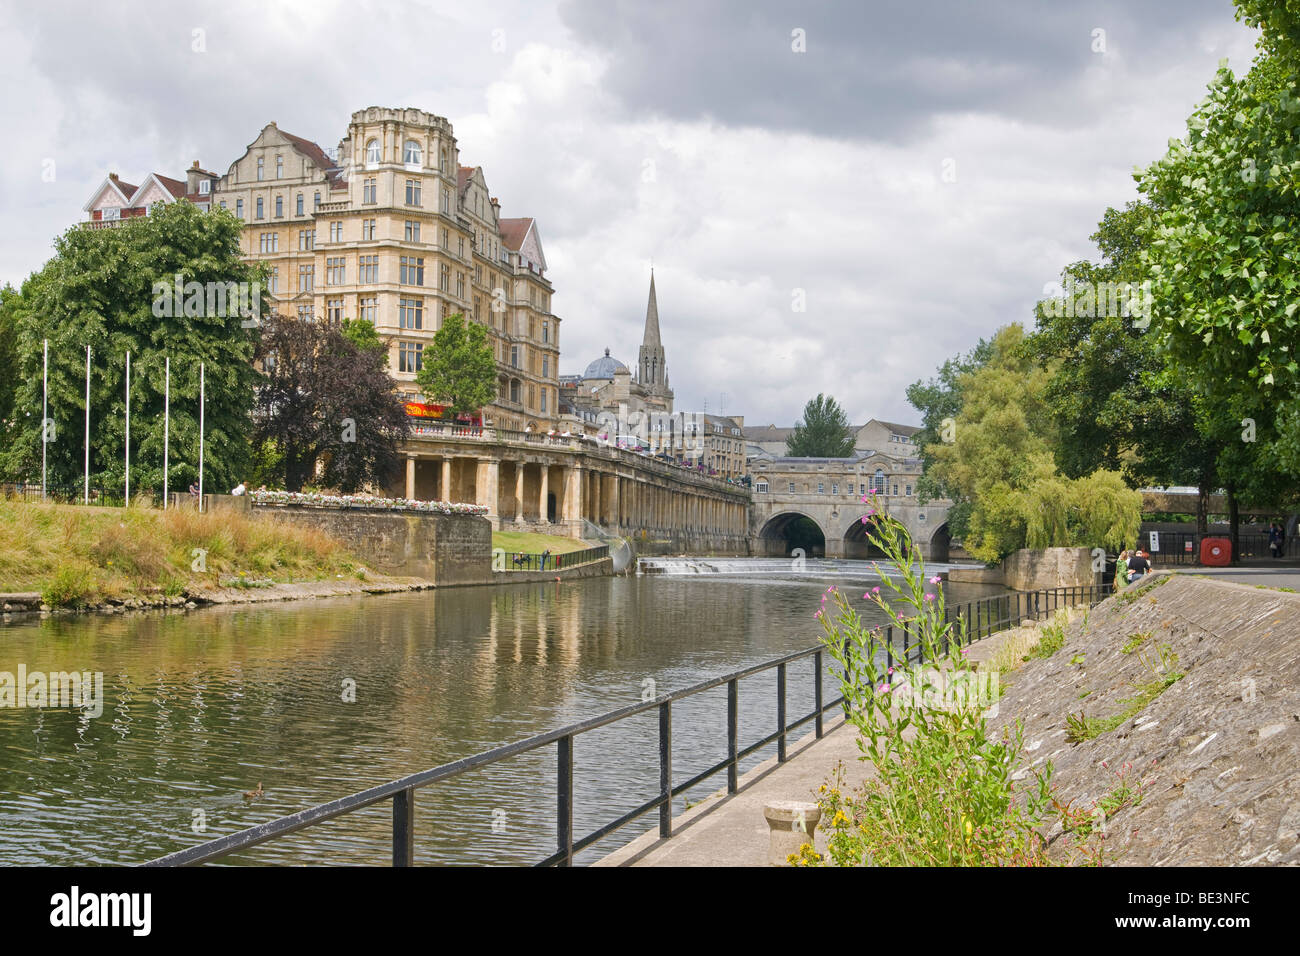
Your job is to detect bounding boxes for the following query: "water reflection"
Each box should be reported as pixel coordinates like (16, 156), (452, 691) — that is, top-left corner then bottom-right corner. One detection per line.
(0, 572), (1004, 865)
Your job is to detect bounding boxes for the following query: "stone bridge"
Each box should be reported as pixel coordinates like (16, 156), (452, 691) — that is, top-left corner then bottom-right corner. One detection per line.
(750, 491), (953, 561)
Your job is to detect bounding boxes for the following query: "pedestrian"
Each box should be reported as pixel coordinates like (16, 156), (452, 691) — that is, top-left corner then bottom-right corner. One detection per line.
(1128, 548), (1150, 583)
(540, 548), (551, 571)
(230, 480), (247, 496)
(1115, 549), (1130, 589)
(188, 481), (200, 497)
(1269, 522), (1283, 559)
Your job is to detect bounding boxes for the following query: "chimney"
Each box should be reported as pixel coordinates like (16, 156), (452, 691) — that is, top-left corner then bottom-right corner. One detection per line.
(489, 196), (500, 217)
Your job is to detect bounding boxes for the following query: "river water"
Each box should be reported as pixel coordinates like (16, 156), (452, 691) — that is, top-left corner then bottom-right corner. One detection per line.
(0, 563), (1002, 866)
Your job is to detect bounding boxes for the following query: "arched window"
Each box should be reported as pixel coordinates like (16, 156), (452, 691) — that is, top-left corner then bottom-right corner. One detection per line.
(256, 156), (264, 181)
(403, 140), (422, 165)
(366, 139), (380, 164)
(875, 468), (885, 494)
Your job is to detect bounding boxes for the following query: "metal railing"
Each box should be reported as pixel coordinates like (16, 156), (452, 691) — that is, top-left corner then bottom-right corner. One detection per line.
(2, 482), (136, 509)
(144, 583), (1112, 868)
(499, 545), (609, 571)
(1143, 531), (1298, 565)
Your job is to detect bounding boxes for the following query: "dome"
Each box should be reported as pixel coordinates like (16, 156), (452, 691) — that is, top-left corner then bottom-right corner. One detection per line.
(583, 347), (629, 379)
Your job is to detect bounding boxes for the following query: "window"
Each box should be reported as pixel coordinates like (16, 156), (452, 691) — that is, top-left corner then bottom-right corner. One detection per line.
(298, 229), (314, 250)
(405, 179), (421, 206)
(360, 296), (376, 322)
(756, 480), (769, 493)
(358, 255), (378, 283)
(267, 266), (278, 293)
(458, 237), (465, 259)
(363, 178), (377, 203)
(542, 321), (549, 343)
(399, 298), (423, 330)
(256, 157), (264, 181)
(456, 272), (465, 299)
(314, 191), (321, 210)
(330, 221), (343, 242)
(510, 345), (519, 368)
(440, 150), (448, 173)
(218, 200), (226, 210)
(256, 197), (264, 219)
(298, 263), (314, 292)
(541, 390), (547, 412)
(326, 257), (345, 285)
(439, 263), (450, 291)
(788, 482), (796, 493)
(441, 189), (451, 214)
(405, 220), (420, 242)
(893, 485), (899, 497)
(297, 304), (314, 321)
(276, 155), (284, 179)
(275, 195), (283, 218)
(366, 139), (380, 165)
(403, 140), (422, 166)
(326, 299), (343, 325)
(832, 483), (839, 495)
(905, 484), (912, 497)
(510, 379), (521, 403)
(474, 297), (482, 322)
(541, 356), (548, 378)
(441, 227), (449, 249)
(399, 256), (424, 285)
(874, 469), (885, 494)
(235, 199), (244, 219)
(362, 218), (376, 240)
(399, 341), (423, 373)
(199, 180), (210, 195)
(296, 193), (304, 216)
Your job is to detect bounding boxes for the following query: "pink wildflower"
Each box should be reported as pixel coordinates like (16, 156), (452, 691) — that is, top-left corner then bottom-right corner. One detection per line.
(924, 593), (935, 602)
(872, 586), (881, 594)
(929, 575), (941, 584)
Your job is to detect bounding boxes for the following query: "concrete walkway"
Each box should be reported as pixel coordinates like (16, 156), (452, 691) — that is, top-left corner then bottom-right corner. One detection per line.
(594, 719), (866, 866)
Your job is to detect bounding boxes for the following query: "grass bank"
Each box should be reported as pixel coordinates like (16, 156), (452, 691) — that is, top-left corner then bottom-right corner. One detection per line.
(0, 500), (367, 608)
(491, 530), (591, 555)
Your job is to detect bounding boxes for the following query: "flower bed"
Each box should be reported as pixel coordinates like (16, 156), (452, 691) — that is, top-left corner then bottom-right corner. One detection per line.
(251, 490), (488, 516)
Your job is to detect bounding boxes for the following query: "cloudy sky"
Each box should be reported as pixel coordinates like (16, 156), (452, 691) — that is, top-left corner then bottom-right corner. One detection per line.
(0, 0), (1259, 427)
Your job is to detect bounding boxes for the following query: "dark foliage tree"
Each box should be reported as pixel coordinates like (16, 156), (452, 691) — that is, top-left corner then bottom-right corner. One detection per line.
(253, 313), (410, 492)
(787, 394), (855, 458)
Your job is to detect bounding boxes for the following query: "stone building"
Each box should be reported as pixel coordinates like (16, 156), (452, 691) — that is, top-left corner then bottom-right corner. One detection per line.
(83, 107), (560, 434)
(742, 419), (920, 458)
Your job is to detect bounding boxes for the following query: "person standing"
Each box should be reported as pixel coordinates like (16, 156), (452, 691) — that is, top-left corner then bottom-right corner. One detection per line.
(1115, 550), (1130, 589)
(1128, 549), (1151, 582)
(1269, 522), (1283, 559)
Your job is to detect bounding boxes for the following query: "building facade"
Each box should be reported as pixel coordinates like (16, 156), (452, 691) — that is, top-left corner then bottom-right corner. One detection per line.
(84, 107), (560, 433)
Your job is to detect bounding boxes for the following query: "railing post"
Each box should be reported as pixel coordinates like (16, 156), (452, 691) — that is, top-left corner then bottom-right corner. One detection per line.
(557, 733), (574, 865)
(392, 787), (415, 867)
(814, 650), (824, 739)
(886, 625), (893, 672)
(727, 679), (739, 793)
(658, 702), (672, 838)
(777, 662), (788, 762)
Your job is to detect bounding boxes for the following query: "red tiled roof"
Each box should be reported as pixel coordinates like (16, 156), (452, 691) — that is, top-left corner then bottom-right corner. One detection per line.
(457, 165), (475, 194)
(279, 128), (343, 185)
(155, 174), (187, 199)
(498, 217), (533, 251)
(109, 177), (138, 198)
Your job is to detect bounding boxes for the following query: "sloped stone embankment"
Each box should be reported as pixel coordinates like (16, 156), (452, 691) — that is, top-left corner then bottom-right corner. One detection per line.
(987, 573), (1299, 865)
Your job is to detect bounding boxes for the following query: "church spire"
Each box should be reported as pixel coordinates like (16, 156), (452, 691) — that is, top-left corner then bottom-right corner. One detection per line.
(638, 269), (671, 402)
(642, 269), (662, 348)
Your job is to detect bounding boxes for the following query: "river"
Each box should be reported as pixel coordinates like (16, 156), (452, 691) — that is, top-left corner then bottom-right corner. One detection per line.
(0, 563), (1002, 865)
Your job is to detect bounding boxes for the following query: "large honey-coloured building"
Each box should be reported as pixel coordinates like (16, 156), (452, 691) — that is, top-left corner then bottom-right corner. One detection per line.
(85, 106), (560, 433)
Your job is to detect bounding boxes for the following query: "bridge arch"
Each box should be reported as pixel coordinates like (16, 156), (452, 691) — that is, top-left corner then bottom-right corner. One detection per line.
(757, 511), (827, 557)
(928, 523), (951, 562)
(842, 512), (889, 560)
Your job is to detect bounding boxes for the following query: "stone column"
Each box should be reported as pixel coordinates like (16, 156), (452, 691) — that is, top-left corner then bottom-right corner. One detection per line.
(612, 475), (621, 527)
(476, 459), (499, 521)
(441, 457), (453, 503)
(515, 461), (525, 523)
(539, 463), (550, 524)
(405, 456), (416, 500)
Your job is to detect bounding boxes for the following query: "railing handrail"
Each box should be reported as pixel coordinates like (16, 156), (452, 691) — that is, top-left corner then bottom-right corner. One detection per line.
(144, 581), (1114, 868)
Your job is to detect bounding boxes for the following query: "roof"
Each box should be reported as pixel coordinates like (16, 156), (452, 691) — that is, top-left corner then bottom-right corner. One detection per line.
(498, 217), (533, 252)
(457, 165), (475, 195)
(862, 420), (922, 437)
(278, 127), (344, 185)
(742, 425), (797, 440)
(154, 174), (187, 199)
(583, 348), (629, 379)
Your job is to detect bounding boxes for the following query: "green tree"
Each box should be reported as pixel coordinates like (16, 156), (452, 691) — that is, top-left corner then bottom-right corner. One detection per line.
(341, 317), (387, 364)
(906, 337), (993, 504)
(415, 313), (496, 417)
(0, 284), (18, 462)
(787, 394), (855, 457)
(1, 202), (261, 494)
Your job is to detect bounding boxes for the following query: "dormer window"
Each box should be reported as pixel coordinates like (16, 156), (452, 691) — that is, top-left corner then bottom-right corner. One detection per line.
(275, 155), (284, 179)
(403, 140), (422, 166)
(198, 180), (210, 195)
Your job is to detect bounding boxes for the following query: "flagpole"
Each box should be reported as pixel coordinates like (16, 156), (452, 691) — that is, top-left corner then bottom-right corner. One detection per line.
(84, 345), (90, 505)
(163, 356), (170, 511)
(198, 362), (205, 514)
(124, 350), (131, 507)
(41, 339), (48, 501)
